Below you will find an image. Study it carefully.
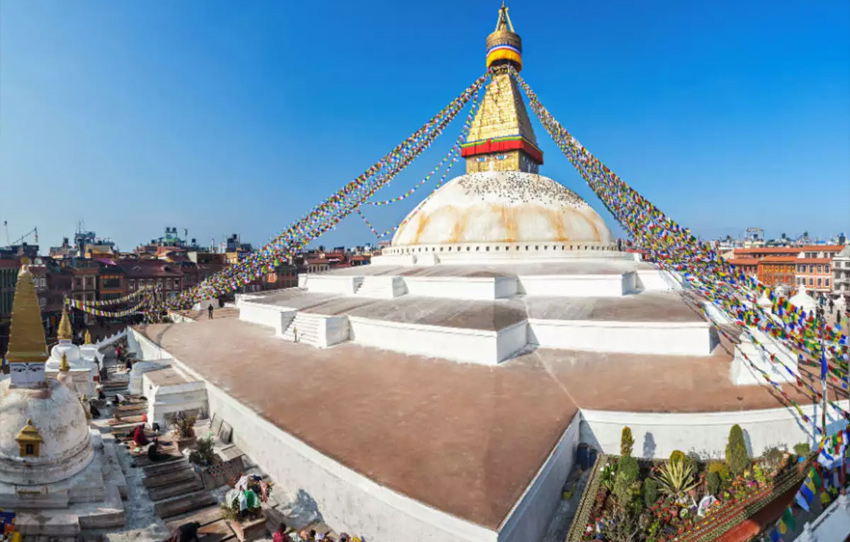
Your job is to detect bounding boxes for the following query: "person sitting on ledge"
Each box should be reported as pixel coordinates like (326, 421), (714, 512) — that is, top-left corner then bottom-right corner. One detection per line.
(147, 437), (167, 462)
(273, 523), (289, 542)
(132, 424), (149, 447)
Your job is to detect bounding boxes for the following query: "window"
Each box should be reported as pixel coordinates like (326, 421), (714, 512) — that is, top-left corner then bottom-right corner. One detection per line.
(129, 280), (135, 291)
(809, 278), (814, 286)
(818, 278), (822, 286)
(826, 279), (830, 286)
(817, 266), (822, 273)
(25, 444), (33, 455)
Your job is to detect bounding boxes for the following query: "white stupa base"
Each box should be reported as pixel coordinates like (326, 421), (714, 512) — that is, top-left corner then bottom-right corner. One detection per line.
(0, 432), (126, 536)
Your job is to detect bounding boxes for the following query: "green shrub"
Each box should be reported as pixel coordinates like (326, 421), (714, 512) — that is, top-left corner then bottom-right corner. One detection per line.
(618, 456), (639, 484)
(188, 437), (215, 467)
(725, 425), (750, 475)
(614, 456), (640, 507)
(793, 442), (811, 457)
(669, 450), (686, 464)
(708, 461), (730, 481)
(620, 426), (635, 458)
(643, 478), (659, 507)
(706, 471), (721, 496)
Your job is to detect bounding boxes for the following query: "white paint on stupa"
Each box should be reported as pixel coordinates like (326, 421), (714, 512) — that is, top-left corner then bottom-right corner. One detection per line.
(791, 285), (817, 310)
(376, 171), (618, 266)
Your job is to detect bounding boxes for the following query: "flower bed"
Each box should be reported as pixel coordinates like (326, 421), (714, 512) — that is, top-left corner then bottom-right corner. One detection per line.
(567, 427), (807, 542)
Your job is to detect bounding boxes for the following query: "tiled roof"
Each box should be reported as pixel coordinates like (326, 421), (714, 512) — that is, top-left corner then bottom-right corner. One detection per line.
(795, 258), (831, 265)
(760, 256), (798, 263)
(726, 258), (758, 266)
(117, 259), (183, 278)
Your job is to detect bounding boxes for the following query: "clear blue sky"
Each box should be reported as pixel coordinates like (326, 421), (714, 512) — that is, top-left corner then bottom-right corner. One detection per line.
(1, 0), (848, 251)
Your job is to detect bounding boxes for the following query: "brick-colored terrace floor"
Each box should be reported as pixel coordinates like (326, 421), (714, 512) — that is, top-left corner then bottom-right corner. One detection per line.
(136, 317), (834, 530)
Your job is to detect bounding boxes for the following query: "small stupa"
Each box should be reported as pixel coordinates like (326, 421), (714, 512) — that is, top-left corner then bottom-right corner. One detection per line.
(45, 306), (98, 396)
(0, 259), (125, 534)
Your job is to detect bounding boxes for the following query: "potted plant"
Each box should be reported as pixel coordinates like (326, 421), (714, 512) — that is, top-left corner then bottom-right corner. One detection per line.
(170, 412), (197, 452)
(222, 473), (274, 542)
(188, 437), (216, 467)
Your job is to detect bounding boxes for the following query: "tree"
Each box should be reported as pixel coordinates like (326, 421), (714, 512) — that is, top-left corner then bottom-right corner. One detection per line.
(725, 424), (750, 475)
(643, 478), (658, 508)
(614, 456), (640, 506)
(620, 426), (635, 458)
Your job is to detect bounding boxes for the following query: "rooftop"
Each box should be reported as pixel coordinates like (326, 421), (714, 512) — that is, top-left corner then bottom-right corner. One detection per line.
(135, 316), (831, 530)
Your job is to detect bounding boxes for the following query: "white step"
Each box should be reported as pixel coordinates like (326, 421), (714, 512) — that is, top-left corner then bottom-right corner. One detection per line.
(354, 276), (407, 299)
(281, 312), (350, 348)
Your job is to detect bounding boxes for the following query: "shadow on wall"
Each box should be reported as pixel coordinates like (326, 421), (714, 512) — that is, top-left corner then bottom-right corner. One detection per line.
(643, 432), (656, 458)
(279, 488), (324, 531)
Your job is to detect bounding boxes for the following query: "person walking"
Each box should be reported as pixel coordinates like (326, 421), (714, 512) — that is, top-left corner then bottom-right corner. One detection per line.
(208, 304), (214, 320)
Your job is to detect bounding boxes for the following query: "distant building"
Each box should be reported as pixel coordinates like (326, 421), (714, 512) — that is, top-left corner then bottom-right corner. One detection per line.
(832, 245), (850, 296)
(49, 238), (76, 260)
(0, 243), (39, 260)
(119, 259), (184, 301)
(726, 258), (758, 277)
(795, 257), (833, 292)
(757, 256), (797, 288)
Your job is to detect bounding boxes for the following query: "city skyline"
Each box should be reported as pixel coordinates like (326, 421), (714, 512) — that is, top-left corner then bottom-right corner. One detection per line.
(1, 0), (848, 251)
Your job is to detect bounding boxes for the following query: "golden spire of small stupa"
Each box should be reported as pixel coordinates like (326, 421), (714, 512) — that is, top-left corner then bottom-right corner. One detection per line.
(59, 352), (70, 372)
(58, 305), (73, 341)
(5, 257), (49, 363)
(84, 329), (92, 345)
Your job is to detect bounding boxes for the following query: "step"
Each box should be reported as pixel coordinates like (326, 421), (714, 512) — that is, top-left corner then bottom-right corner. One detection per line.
(354, 276), (407, 299)
(144, 467), (198, 489)
(165, 505), (224, 531)
(144, 458), (191, 476)
(148, 477), (204, 501)
(155, 490), (217, 519)
(198, 519), (236, 542)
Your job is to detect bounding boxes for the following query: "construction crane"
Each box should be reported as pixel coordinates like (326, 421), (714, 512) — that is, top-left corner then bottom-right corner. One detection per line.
(744, 227), (764, 242)
(10, 227), (38, 245)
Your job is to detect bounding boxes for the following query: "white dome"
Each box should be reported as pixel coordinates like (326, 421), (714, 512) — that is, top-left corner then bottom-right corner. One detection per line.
(790, 287), (817, 310)
(391, 171), (614, 248)
(0, 377), (94, 484)
(46, 340), (81, 371)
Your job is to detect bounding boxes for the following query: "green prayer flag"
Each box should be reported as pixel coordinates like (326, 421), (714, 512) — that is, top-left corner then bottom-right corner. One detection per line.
(783, 506), (797, 532)
(811, 468), (822, 489)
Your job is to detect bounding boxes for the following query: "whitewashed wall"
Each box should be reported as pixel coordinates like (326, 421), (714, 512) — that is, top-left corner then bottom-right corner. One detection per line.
(498, 417), (580, 542)
(348, 317), (512, 365)
(528, 320), (713, 356)
(581, 403), (850, 459)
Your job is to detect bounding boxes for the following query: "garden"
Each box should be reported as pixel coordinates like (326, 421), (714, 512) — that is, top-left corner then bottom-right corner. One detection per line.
(569, 426), (812, 542)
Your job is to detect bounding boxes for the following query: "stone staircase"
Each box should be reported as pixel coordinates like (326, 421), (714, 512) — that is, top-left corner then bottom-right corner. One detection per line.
(281, 313), (324, 346)
(354, 276), (407, 298)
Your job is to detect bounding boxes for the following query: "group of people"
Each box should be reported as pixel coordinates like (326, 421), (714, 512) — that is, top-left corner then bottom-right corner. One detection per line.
(167, 521), (361, 542)
(273, 523), (359, 542)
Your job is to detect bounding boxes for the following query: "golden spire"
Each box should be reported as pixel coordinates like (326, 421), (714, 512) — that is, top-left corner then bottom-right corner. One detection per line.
(59, 352), (70, 372)
(84, 329), (92, 345)
(58, 305), (73, 341)
(494, 1), (515, 32)
(5, 258), (48, 363)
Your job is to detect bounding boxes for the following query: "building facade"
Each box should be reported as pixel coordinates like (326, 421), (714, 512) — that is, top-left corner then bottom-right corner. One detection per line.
(833, 246), (850, 296)
(757, 256), (797, 288)
(795, 258), (832, 292)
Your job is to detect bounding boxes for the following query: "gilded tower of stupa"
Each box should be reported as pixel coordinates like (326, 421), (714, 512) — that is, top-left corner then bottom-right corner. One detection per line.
(461, 2), (543, 174)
